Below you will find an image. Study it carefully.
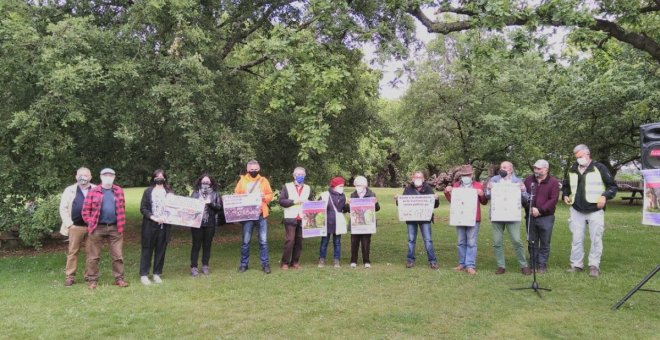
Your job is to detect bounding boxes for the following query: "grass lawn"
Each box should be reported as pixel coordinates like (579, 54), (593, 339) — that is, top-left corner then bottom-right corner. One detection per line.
(0, 187), (658, 338)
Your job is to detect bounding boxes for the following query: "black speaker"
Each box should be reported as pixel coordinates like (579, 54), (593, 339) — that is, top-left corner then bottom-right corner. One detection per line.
(640, 123), (660, 169)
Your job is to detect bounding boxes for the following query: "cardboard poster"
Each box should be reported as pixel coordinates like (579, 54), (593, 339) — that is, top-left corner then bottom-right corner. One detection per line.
(642, 169), (660, 226)
(222, 194), (261, 223)
(397, 195), (436, 222)
(490, 183), (522, 222)
(350, 197), (377, 234)
(449, 188), (477, 227)
(163, 194), (206, 228)
(302, 201), (327, 238)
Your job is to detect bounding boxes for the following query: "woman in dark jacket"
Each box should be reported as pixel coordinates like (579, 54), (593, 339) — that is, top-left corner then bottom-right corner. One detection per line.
(189, 173), (223, 277)
(318, 176), (349, 268)
(139, 169), (173, 285)
(347, 176), (380, 268)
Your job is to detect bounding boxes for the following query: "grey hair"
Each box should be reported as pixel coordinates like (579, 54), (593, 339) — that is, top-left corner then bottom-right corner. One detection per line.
(76, 167), (91, 175)
(293, 167), (306, 175)
(246, 160), (260, 167)
(573, 144), (590, 154)
(412, 170), (425, 178)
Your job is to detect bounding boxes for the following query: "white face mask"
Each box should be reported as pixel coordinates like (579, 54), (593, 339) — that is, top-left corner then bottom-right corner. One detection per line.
(77, 176), (90, 186)
(334, 186), (344, 194)
(101, 177), (114, 186)
(461, 176), (472, 186)
(577, 157), (589, 166)
(413, 179), (423, 187)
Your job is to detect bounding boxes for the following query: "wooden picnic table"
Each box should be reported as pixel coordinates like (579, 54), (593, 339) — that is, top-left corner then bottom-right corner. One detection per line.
(619, 185), (644, 205)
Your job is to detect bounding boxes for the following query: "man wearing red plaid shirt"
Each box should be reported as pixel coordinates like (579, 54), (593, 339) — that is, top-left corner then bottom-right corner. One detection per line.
(82, 168), (129, 289)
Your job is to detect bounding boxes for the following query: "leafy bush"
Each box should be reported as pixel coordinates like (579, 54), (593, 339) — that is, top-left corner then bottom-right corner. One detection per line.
(21, 194), (62, 248)
(1, 194), (61, 249)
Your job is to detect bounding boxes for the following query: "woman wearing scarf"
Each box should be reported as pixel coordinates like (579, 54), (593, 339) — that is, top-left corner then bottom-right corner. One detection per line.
(318, 176), (349, 268)
(189, 173), (223, 277)
(139, 169), (173, 285)
(347, 176), (380, 268)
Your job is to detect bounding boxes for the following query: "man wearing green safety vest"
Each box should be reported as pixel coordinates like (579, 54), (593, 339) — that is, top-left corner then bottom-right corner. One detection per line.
(561, 144), (618, 278)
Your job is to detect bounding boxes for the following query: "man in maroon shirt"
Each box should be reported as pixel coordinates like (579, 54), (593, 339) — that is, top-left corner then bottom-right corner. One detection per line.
(523, 160), (560, 273)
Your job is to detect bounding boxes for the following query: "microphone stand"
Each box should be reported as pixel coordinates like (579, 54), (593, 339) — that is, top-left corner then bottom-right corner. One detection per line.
(512, 181), (551, 298)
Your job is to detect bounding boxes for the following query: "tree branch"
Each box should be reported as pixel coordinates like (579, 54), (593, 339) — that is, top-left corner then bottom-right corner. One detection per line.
(640, 5), (660, 13)
(233, 56), (269, 72)
(406, 5), (660, 62)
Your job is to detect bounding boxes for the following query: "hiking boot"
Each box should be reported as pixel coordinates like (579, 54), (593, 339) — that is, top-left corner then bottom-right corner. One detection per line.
(566, 266), (583, 273)
(495, 267), (506, 275)
(589, 266), (600, 278)
(140, 276), (151, 285)
(64, 277), (75, 287)
(191, 267), (199, 277)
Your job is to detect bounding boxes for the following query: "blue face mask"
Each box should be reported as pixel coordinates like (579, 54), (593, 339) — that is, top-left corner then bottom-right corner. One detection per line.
(461, 176), (472, 186)
(295, 175), (305, 184)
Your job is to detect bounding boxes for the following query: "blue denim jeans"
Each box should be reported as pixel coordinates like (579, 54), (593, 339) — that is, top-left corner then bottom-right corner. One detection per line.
(240, 216), (269, 268)
(456, 223), (480, 269)
(407, 223), (437, 264)
(319, 233), (341, 260)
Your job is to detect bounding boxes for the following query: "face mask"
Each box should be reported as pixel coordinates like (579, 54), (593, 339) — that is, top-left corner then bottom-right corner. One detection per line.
(248, 170), (259, 178)
(413, 179), (423, 187)
(201, 183), (211, 193)
(577, 157), (588, 166)
(356, 186), (367, 195)
(77, 176), (89, 186)
(498, 170), (508, 178)
(461, 176), (472, 186)
(154, 178), (165, 185)
(334, 186), (344, 194)
(295, 175), (305, 184)
(101, 177), (114, 186)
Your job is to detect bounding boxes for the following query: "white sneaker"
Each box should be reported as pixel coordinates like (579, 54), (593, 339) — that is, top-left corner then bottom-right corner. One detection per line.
(152, 275), (163, 284)
(364, 263), (371, 268)
(350, 263), (357, 268)
(140, 276), (151, 285)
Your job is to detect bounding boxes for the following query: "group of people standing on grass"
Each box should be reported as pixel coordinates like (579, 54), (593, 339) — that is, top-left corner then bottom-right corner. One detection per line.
(58, 143), (617, 288)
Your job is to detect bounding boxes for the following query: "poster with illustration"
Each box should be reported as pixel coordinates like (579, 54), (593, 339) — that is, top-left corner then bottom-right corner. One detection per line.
(350, 197), (377, 234)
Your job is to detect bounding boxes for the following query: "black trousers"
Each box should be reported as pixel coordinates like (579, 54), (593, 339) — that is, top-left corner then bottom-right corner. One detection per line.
(139, 224), (169, 276)
(526, 215), (555, 267)
(350, 234), (372, 264)
(191, 226), (216, 268)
